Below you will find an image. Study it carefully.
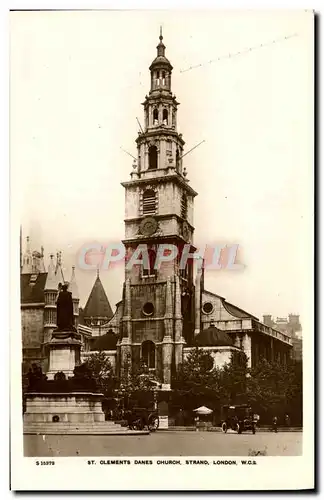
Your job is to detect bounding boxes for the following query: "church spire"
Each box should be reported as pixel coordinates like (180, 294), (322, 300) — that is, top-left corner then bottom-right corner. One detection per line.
(44, 254), (59, 290)
(132, 28), (185, 174)
(157, 26), (165, 57)
(69, 265), (79, 300)
(55, 251), (65, 283)
(83, 272), (113, 325)
(149, 28), (173, 92)
(21, 236), (32, 274)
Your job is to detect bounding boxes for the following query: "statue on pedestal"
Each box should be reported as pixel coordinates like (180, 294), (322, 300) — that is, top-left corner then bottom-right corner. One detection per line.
(53, 283), (78, 338)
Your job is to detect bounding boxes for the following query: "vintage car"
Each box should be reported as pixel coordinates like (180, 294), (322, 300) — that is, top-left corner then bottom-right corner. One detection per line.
(125, 407), (159, 432)
(221, 404), (256, 434)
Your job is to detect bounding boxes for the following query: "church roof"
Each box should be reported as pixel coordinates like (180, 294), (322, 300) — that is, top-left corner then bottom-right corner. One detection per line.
(44, 255), (59, 291)
(90, 331), (117, 351)
(21, 273), (47, 304)
(203, 289), (258, 321)
(83, 273), (113, 320)
(149, 55), (173, 70)
(195, 326), (234, 347)
(223, 301), (258, 320)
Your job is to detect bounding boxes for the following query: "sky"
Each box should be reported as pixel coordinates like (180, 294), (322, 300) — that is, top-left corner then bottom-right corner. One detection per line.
(10, 10), (313, 324)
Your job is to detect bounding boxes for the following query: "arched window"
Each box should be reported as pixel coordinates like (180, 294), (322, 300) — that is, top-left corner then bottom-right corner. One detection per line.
(142, 189), (156, 215)
(142, 248), (157, 277)
(142, 340), (156, 369)
(148, 145), (158, 170)
(153, 108), (158, 125)
(162, 71), (166, 85)
(163, 109), (168, 124)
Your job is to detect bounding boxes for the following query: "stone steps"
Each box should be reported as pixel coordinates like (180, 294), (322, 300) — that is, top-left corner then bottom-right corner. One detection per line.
(23, 421), (149, 435)
(24, 425), (149, 436)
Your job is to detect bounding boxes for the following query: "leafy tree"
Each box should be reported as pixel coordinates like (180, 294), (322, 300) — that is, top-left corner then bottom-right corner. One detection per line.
(83, 351), (116, 398)
(246, 357), (302, 425)
(172, 347), (220, 410)
(219, 351), (249, 405)
(118, 354), (161, 408)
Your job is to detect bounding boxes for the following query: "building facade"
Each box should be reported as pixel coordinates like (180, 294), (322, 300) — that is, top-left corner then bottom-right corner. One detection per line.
(20, 238), (93, 374)
(263, 314), (302, 361)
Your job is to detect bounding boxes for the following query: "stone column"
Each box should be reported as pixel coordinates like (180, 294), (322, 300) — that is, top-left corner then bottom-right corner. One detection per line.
(162, 336), (172, 390)
(159, 139), (165, 169)
(162, 277), (173, 389)
(120, 337), (132, 379)
(194, 266), (202, 336)
(174, 276), (184, 370)
(157, 143), (160, 170)
(163, 277), (173, 337)
(144, 143), (148, 170)
(124, 278), (132, 340)
(242, 333), (252, 368)
(120, 279), (132, 376)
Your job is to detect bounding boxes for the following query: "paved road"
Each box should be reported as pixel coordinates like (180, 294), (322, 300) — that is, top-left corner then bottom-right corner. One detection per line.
(24, 431), (302, 457)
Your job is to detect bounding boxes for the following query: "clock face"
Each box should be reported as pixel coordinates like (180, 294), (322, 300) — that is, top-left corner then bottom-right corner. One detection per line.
(140, 216), (158, 236)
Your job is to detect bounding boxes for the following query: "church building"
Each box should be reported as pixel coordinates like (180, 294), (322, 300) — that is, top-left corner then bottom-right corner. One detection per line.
(83, 30), (292, 389)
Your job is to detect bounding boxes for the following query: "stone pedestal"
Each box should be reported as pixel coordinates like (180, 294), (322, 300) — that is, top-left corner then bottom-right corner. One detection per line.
(24, 392), (105, 424)
(45, 329), (82, 380)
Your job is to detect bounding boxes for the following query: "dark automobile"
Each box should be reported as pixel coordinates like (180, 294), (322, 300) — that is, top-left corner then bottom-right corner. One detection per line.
(126, 407), (159, 432)
(221, 404), (256, 434)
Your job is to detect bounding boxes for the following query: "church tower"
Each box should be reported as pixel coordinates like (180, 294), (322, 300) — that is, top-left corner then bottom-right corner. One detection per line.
(119, 29), (198, 389)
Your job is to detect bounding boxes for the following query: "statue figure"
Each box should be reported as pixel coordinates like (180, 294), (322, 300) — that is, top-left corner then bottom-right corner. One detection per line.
(55, 283), (75, 331)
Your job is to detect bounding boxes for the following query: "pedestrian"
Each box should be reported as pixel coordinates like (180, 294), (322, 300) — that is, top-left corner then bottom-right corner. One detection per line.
(195, 415), (199, 431)
(285, 414), (290, 427)
(272, 415), (278, 433)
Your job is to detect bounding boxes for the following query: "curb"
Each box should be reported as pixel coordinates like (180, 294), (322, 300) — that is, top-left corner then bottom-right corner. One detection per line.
(157, 427), (302, 433)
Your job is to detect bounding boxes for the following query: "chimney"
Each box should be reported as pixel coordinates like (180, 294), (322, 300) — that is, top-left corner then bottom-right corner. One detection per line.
(263, 315), (272, 326)
(289, 314), (300, 325)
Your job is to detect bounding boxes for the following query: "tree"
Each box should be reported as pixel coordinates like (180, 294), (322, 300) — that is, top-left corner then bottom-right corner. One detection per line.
(219, 351), (249, 405)
(83, 351), (116, 398)
(172, 347), (220, 410)
(118, 354), (161, 408)
(246, 357), (303, 425)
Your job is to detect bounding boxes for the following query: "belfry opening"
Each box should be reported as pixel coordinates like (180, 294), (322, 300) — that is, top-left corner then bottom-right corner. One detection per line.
(148, 145), (158, 170)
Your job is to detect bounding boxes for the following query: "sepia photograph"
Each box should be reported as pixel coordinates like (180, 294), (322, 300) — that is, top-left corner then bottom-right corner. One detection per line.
(10, 7), (314, 491)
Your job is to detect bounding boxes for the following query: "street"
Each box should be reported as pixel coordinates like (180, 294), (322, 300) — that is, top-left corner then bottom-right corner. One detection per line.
(24, 431), (302, 457)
